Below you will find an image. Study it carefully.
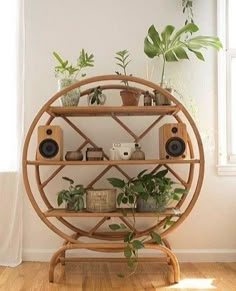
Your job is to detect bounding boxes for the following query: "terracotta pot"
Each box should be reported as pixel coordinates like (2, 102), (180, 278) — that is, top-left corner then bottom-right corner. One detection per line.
(120, 89), (140, 106)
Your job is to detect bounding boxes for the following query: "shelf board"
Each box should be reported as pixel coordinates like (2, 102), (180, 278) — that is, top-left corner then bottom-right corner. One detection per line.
(26, 159), (200, 166)
(44, 208), (181, 218)
(47, 105), (178, 117)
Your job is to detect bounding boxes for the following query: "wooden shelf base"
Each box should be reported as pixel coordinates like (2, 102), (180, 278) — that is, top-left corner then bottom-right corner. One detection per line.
(49, 239), (180, 283)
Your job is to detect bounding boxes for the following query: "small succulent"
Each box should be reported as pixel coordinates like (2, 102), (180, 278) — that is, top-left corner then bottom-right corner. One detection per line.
(88, 86), (106, 105)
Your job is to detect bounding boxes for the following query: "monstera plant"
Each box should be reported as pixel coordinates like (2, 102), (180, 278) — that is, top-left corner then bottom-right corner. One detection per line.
(144, 23), (222, 87)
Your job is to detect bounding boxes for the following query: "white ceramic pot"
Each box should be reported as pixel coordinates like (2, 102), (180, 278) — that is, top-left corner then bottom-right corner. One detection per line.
(58, 79), (80, 106)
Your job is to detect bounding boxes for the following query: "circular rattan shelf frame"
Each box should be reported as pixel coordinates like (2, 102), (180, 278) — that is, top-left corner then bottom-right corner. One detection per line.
(22, 74), (205, 244)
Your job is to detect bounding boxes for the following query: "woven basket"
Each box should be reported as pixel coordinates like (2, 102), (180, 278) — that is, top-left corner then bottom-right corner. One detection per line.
(86, 188), (117, 212)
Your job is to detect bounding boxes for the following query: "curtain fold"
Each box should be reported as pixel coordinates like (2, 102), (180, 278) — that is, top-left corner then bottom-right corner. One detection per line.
(0, 0), (24, 266)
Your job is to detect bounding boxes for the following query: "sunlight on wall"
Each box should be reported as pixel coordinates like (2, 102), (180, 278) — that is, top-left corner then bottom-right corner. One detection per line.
(168, 278), (216, 289)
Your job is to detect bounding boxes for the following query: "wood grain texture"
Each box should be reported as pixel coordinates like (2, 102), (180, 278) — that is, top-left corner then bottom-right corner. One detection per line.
(0, 262), (235, 291)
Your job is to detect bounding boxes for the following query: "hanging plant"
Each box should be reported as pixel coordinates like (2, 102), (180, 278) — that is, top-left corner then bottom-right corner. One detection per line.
(182, 0), (194, 25)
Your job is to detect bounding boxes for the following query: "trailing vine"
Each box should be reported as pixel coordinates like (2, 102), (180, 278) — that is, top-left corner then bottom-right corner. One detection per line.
(182, 0), (194, 25)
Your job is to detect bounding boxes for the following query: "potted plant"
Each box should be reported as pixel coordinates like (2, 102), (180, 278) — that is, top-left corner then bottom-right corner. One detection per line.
(57, 176), (85, 211)
(87, 86), (107, 106)
(108, 169), (186, 213)
(107, 168), (185, 275)
(52, 49), (94, 106)
(134, 169), (187, 212)
(115, 49), (140, 106)
(144, 23), (222, 105)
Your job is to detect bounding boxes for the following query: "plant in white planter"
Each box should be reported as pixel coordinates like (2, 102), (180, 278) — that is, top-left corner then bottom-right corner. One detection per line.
(53, 49), (94, 106)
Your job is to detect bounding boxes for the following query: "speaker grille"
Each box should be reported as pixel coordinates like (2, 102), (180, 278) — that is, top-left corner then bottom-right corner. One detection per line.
(165, 137), (186, 158)
(39, 139), (59, 158)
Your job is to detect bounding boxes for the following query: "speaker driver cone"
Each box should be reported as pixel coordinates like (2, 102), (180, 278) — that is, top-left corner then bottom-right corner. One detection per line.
(165, 137), (186, 157)
(39, 138), (59, 158)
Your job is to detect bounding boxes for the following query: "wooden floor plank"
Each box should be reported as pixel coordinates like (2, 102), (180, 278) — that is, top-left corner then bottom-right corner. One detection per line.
(0, 262), (235, 291)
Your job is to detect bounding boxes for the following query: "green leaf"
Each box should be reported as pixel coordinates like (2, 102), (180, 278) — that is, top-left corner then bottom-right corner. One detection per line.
(155, 169), (168, 178)
(147, 25), (162, 48)
(161, 25), (175, 48)
(144, 37), (159, 58)
(137, 169), (148, 178)
(173, 46), (189, 60)
(127, 260), (134, 268)
(150, 231), (162, 244)
(165, 50), (178, 62)
(172, 23), (199, 44)
(122, 197), (128, 204)
(132, 240), (144, 250)
(62, 176), (74, 184)
(124, 246), (132, 258)
(174, 188), (187, 194)
(128, 195), (135, 204)
(132, 182), (145, 193)
(52, 51), (66, 67)
(57, 192), (65, 206)
(119, 223), (127, 229)
(107, 178), (125, 188)
(189, 49), (205, 61)
(121, 208), (127, 216)
(117, 193), (124, 206)
(124, 232), (134, 243)
(109, 224), (122, 231)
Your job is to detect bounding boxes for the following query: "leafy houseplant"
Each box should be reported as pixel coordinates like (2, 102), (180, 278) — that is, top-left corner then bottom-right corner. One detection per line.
(88, 86), (107, 105)
(144, 23), (222, 104)
(115, 49), (140, 106)
(107, 168), (185, 275)
(52, 49), (94, 106)
(57, 177), (85, 211)
(108, 169), (186, 213)
(134, 169), (187, 211)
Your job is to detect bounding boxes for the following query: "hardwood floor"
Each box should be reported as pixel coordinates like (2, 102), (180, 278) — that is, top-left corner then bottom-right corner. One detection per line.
(0, 262), (235, 291)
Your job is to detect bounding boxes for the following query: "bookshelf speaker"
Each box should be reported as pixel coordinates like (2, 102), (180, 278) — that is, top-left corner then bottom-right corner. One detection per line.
(36, 125), (63, 161)
(159, 123), (187, 159)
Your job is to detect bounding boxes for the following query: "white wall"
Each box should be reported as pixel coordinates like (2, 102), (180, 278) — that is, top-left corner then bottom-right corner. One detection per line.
(23, 0), (236, 262)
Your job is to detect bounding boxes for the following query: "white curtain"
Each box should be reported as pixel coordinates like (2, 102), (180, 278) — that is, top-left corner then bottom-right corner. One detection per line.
(0, 0), (24, 266)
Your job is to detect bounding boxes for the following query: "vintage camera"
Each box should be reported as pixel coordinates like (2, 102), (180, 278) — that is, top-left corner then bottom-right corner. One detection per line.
(110, 143), (138, 160)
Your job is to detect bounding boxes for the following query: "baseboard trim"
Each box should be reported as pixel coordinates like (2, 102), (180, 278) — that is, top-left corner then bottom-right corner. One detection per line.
(23, 248), (236, 262)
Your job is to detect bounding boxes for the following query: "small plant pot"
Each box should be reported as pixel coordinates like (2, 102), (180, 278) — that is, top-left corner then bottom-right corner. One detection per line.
(66, 199), (84, 211)
(65, 151), (83, 161)
(120, 89), (140, 106)
(86, 188), (117, 212)
(137, 197), (166, 212)
(153, 88), (173, 106)
(58, 79), (80, 106)
(88, 92), (106, 105)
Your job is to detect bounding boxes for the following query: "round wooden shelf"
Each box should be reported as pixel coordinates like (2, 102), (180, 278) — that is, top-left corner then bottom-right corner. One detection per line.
(22, 74), (204, 244)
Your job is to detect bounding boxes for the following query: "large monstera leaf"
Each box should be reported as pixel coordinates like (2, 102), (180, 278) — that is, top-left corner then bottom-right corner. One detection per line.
(144, 23), (222, 63)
